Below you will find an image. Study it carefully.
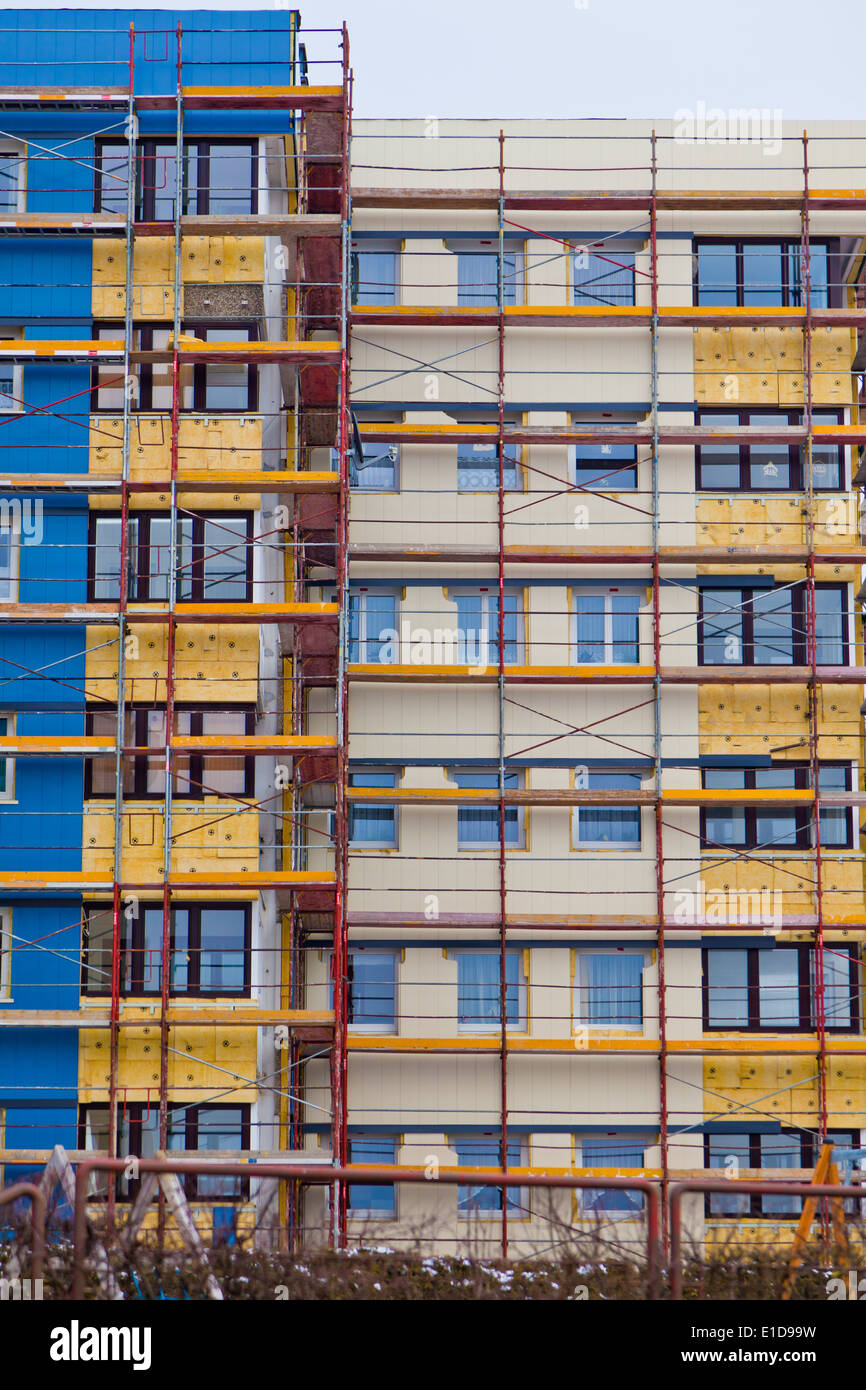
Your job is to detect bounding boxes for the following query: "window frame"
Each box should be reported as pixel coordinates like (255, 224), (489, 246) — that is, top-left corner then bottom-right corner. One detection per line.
(350, 239), (401, 306)
(703, 1129), (857, 1217)
(572, 244), (637, 307)
(88, 510), (253, 604)
(90, 321), (259, 413)
(84, 705), (256, 801)
(78, 1101), (251, 1201)
(0, 712), (15, 802)
(347, 1133), (398, 1217)
(95, 138), (259, 221)
(451, 1134), (528, 1217)
(346, 947), (398, 1033)
(701, 943), (859, 1033)
(347, 590), (399, 665)
(577, 1133), (650, 1214)
(451, 766), (526, 850)
(694, 237), (840, 308)
(697, 582), (849, 667)
(696, 407), (845, 492)
(700, 762), (853, 851)
(450, 238), (525, 307)
(450, 587), (526, 666)
(572, 586), (643, 665)
(0, 335), (23, 416)
(451, 947), (528, 1033)
(0, 907), (11, 1001)
(348, 769), (398, 848)
(82, 900), (252, 999)
(571, 769), (644, 850)
(0, 146), (24, 214)
(573, 949), (648, 1031)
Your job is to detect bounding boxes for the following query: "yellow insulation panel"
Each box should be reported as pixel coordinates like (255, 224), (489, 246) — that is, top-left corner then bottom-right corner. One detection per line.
(696, 494), (860, 551)
(79, 1025), (257, 1101)
(85, 623), (259, 704)
(693, 326), (853, 403)
(89, 414), (263, 489)
(698, 684), (860, 759)
(81, 803), (261, 880)
(92, 236), (266, 316)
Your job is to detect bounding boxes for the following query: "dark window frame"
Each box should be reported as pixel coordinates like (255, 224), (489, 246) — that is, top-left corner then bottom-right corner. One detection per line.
(701, 943), (859, 1033)
(78, 1101), (251, 1201)
(696, 407), (845, 492)
(693, 237), (841, 309)
(84, 704), (256, 800)
(82, 900), (252, 998)
(699, 761), (853, 850)
(90, 320), (259, 414)
(95, 138), (258, 221)
(697, 582), (849, 667)
(88, 510), (254, 603)
(703, 1129), (857, 1217)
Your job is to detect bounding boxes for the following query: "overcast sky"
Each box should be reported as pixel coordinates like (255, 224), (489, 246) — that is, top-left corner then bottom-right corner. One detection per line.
(5, 0), (861, 120)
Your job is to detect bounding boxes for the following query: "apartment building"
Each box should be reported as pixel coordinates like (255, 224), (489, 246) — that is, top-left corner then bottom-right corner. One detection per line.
(0, 9), (348, 1243)
(0, 6), (864, 1259)
(299, 116), (866, 1255)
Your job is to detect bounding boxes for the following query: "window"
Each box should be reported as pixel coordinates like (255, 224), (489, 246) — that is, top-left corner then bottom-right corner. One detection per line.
(452, 768), (524, 848)
(347, 949), (397, 1031)
(572, 431), (638, 491)
(451, 411), (524, 491)
(191, 325), (259, 412)
(90, 513), (252, 603)
(698, 583), (847, 666)
(574, 588), (642, 664)
(573, 246), (636, 306)
(453, 589), (524, 665)
(703, 944), (858, 1032)
(0, 149), (22, 212)
(573, 771), (642, 849)
(351, 440), (399, 490)
(697, 409), (844, 491)
(0, 331), (22, 415)
(91, 323), (258, 412)
(578, 1136), (648, 1213)
(351, 241), (399, 305)
(457, 443), (521, 491)
(453, 949), (527, 1030)
(695, 240), (833, 308)
(452, 1137), (525, 1216)
(702, 764), (852, 851)
(83, 902), (251, 997)
(347, 592), (398, 663)
(452, 241), (523, 306)
(348, 1134), (396, 1216)
(0, 908), (11, 1000)
(86, 707), (255, 800)
(705, 1130), (856, 1217)
(0, 714), (14, 800)
(80, 1103), (249, 1200)
(348, 771), (397, 847)
(575, 952), (646, 1029)
(96, 139), (258, 220)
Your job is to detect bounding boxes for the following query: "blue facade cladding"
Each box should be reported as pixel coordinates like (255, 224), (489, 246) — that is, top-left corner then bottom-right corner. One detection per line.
(0, 9), (302, 93)
(0, 6), (302, 1169)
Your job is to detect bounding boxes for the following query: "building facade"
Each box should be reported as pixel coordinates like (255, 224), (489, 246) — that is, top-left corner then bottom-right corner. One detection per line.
(0, 9), (865, 1259)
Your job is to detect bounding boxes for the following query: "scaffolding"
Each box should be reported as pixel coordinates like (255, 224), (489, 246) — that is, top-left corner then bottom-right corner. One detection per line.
(1, 18), (866, 1264)
(0, 16), (354, 1245)
(318, 120), (866, 1256)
